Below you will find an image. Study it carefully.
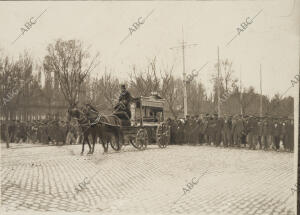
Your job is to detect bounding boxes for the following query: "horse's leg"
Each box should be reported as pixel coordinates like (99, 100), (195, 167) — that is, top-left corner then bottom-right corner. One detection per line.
(91, 132), (96, 154)
(115, 133), (121, 151)
(98, 126), (108, 153)
(104, 139), (108, 153)
(86, 134), (92, 154)
(100, 137), (108, 153)
(81, 136), (85, 155)
(113, 130), (120, 151)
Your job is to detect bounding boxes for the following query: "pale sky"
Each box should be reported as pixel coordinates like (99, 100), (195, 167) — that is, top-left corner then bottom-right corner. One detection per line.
(0, 0), (299, 98)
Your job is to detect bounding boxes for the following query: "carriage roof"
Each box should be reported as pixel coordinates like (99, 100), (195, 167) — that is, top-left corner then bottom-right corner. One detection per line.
(133, 94), (165, 110)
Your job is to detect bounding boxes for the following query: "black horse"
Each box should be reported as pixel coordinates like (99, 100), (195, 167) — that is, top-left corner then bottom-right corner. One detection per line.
(68, 105), (123, 155)
(83, 104), (124, 153)
(67, 107), (104, 155)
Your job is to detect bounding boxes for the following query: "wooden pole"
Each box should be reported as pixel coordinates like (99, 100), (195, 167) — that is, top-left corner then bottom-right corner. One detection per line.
(182, 27), (188, 118)
(217, 46), (221, 117)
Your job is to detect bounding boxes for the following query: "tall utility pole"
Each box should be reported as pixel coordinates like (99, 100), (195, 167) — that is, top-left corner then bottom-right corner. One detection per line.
(170, 27), (199, 118)
(217, 47), (221, 117)
(260, 64), (263, 117)
(182, 28), (188, 118)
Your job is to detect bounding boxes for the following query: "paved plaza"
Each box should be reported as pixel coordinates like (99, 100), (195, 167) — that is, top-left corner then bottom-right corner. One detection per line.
(0, 143), (296, 214)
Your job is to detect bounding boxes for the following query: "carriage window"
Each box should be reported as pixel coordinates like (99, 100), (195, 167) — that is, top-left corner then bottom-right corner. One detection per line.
(156, 112), (163, 122)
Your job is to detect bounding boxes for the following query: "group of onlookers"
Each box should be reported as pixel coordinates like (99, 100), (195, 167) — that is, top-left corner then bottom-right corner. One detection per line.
(1, 113), (294, 153)
(0, 119), (71, 145)
(168, 114), (294, 152)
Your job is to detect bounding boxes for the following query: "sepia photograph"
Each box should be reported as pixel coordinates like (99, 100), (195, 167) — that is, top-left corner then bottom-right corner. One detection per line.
(0, 0), (299, 214)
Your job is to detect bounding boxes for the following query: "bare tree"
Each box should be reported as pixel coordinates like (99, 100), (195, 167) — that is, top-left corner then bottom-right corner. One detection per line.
(158, 64), (184, 118)
(129, 58), (185, 118)
(96, 70), (120, 109)
(0, 51), (39, 120)
(187, 81), (206, 115)
(129, 57), (160, 97)
(239, 87), (257, 115)
(211, 59), (238, 113)
(43, 39), (100, 108)
(221, 59), (238, 92)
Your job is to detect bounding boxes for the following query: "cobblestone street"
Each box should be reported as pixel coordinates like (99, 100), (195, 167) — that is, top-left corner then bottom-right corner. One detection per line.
(0, 143), (296, 214)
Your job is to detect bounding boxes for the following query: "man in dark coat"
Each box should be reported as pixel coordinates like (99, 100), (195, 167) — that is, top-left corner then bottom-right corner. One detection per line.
(115, 84), (133, 119)
(198, 116), (206, 144)
(202, 114), (209, 144)
(214, 114), (223, 147)
(233, 115), (244, 147)
(241, 115), (248, 147)
(223, 115), (232, 147)
(285, 119), (294, 152)
(272, 119), (282, 151)
(266, 117), (274, 149)
(8, 120), (16, 143)
(257, 117), (263, 149)
(177, 119), (184, 144)
(190, 116), (198, 144)
(247, 116), (258, 150)
(184, 115), (192, 144)
(170, 119), (177, 145)
(261, 117), (269, 150)
(0, 120), (8, 143)
(206, 115), (216, 146)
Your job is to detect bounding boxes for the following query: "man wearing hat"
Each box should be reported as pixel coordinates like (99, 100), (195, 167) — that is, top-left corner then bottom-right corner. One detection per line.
(232, 115), (244, 147)
(223, 115), (232, 147)
(272, 118), (281, 151)
(115, 84), (133, 119)
(214, 113), (223, 147)
(247, 116), (258, 150)
(261, 116), (269, 150)
(184, 115), (191, 144)
(285, 118), (294, 152)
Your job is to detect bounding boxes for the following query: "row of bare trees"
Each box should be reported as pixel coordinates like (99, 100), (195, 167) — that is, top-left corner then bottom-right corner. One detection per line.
(0, 39), (294, 121)
(0, 51), (44, 120)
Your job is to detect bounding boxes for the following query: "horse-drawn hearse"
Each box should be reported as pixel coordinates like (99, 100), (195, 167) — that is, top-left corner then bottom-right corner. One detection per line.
(68, 92), (170, 154)
(117, 93), (170, 150)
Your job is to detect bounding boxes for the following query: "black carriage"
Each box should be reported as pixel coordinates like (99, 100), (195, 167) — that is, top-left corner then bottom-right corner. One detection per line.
(111, 93), (170, 151)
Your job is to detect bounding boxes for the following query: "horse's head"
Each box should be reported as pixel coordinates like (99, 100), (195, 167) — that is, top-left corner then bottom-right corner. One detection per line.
(82, 104), (100, 120)
(67, 107), (81, 120)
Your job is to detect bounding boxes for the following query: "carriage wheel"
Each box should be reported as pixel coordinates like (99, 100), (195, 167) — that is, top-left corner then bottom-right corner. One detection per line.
(156, 123), (170, 148)
(132, 128), (148, 150)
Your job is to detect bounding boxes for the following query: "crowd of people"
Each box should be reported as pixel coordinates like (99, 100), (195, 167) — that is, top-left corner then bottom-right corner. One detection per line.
(0, 113), (294, 153)
(168, 114), (294, 152)
(0, 118), (72, 145)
